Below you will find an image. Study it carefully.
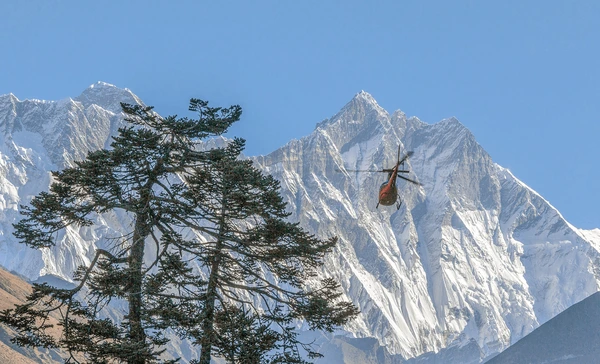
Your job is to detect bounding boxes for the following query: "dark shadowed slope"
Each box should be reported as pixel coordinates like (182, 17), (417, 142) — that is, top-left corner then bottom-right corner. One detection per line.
(486, 292), (600, 364)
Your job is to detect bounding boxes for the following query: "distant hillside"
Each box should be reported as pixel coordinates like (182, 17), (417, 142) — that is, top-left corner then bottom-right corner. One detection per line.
(0, 267), (67, 363)
(485, 292), (600, 364)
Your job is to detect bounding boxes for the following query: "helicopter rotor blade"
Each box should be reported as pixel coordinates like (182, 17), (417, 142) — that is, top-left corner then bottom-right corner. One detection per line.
(397, 174), (421, 185)
(397, 151), (414, 166)
(340, 169), (386, 173)
(335, 167), (382, 173)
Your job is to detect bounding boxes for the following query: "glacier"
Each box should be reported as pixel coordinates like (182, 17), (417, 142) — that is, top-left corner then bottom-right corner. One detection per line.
(0, 83), (598, 363)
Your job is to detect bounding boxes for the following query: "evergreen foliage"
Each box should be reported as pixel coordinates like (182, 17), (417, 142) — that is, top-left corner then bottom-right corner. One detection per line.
(0, 99), (358, 363)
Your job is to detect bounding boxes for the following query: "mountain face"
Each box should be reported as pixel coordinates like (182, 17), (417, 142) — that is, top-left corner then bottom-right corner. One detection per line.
(255, 91), (600, 360)
(0, 84), (599, 362)
(0, 82), (137, 280)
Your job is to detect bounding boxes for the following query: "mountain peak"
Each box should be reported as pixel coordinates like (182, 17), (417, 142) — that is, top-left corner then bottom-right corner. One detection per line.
(337, 90), (386, 117)
(88, 81), (118, 90)
(0, 93), (19, 103)
(439, 116), (460, 124)
(433, 116), (470, 134)
(352, 90), (378, 105)
(75, 81), (142, 114)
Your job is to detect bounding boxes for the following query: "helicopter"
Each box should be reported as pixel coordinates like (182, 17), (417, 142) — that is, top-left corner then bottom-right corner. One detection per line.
(341, 146), (420, 210)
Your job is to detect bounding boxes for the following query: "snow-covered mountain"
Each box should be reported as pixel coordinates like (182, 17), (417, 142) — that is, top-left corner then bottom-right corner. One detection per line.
(255, 91), (600, 361)
(0, 83), (599, 363)
(0, 82), (137, 280)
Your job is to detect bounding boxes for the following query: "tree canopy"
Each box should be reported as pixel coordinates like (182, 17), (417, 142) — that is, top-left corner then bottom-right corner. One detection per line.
(0, 99), (358, 364)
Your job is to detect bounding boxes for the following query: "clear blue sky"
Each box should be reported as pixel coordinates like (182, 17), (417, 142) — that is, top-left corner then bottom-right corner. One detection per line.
(1, 1), (598, 229)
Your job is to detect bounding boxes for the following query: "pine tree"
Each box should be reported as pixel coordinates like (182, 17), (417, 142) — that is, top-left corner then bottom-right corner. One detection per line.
(0, 99), (358, 364)
(181, 137), (358, 364)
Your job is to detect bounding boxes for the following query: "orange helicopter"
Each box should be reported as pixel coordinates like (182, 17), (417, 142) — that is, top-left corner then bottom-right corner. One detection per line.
(342, 146), (420, 210)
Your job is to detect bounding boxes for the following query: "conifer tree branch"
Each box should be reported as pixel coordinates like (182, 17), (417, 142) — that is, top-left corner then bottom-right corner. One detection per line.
(70, 249), (127, 296)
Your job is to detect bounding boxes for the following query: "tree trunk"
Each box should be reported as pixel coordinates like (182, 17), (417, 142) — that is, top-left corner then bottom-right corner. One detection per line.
(198, 241), (223, 364)
(128, 204), (151, 364)
(198, 204), (227, 364)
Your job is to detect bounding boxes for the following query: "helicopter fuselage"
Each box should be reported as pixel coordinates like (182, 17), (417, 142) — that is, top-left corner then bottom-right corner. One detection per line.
(378, 163), (400, 206)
